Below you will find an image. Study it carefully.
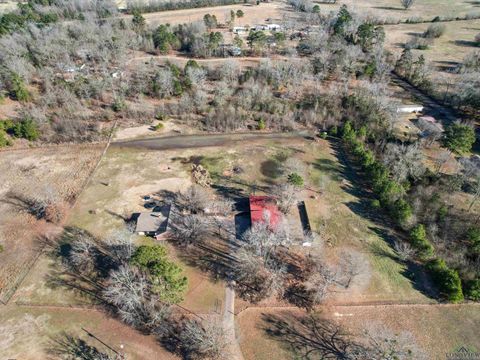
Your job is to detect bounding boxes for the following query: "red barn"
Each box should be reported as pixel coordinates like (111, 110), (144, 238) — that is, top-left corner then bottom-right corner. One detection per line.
(249, 195), (281, 229)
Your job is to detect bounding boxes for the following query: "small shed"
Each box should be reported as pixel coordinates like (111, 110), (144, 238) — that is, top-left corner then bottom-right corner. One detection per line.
(249, 195), (281, 229)
(135, 205), (171, 240)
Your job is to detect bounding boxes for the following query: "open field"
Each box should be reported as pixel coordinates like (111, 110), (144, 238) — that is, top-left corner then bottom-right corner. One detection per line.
(237, 304), (480, 360)
(0, 145), (104, 303)
(132, 2), (286, 27)
(317, 0), (480, 21)
(0, 304), (176, 360)
(384, 19), (480, 69)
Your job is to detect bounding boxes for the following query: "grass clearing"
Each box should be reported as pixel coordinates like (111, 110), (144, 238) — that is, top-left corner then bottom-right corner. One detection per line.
(0, 305), (175, 360)
(315, 0), (480, 21)
(0, 145), (103, 302)
(237, 305), (480, 360)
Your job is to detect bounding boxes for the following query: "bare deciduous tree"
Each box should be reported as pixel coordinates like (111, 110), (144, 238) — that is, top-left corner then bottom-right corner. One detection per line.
(103, 265), (170, 330)
(105, 230), (135, 265)
(178, 318), (229, 359)
(170, 213), (209, 246)
(234, 248), (287, 301)
(382, 143), (425, 183)
(179, 185), (210, 214)
(305, 249), (368, 304)
(394, 240), (416, 261)
(274, 183), (299, 214)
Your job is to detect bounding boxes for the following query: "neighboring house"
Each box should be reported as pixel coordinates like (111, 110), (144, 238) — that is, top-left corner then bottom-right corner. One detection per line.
(249, 195), (281, 229)
(253, 24), (268, 31)
(233, 26), (247, 34)
(267, 24), (281, 31)
(396, 105), (424, 113)
(135, 204), (171, 240)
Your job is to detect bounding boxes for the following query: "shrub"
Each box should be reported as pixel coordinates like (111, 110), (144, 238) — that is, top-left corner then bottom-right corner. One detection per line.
(426, 258), (464, 302)
(20, 118), (39, 141)
(409, 224), (434, 259)
(153, 122), (164, 131)
(390, 198), (413, 225)
(329, 125), (338, 136)
(423, 23), (445, 38)
(288, 173), (304, 187)
(0, 244), (3, 253)
(258, 118), (266, 130)
(406, 36), (430, 50)
(370, 199), (381, 209)
(0, 130), (9, 147)
(9, 73), (31, 102)
(464, 279), (480, 301)
(155, 112), (167, 121)
(467, 227), (480, 255)
(112, 97), (127, 112)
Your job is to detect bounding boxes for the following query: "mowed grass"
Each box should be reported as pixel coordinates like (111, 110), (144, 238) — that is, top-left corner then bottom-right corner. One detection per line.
(237, 305), (480, 360)
(0, 305), (176, 360)
(304, 140), (431, 303)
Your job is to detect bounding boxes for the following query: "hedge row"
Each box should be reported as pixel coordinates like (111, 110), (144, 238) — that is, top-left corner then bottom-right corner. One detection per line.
(340, 122), (464, 302)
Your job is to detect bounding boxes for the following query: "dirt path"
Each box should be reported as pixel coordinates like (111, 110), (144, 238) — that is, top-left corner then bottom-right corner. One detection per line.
(126, 53), (293, 67)
(112, 131), (308, 150)
(224, 284), (245, 360)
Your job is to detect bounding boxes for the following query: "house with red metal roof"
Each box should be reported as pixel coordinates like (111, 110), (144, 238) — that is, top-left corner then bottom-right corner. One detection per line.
(249, 195), (281, 229)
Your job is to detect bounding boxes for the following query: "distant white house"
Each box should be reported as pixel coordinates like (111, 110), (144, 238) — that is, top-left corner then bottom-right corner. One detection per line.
(266, 24), (281, 31)
(253, 24), (268, 31)
(396, 105), (424, 113)
(233, 26), (247, 34)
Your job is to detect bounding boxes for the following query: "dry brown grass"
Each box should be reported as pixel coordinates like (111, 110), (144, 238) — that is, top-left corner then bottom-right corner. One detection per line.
(0, 144), (103, 302)
(237, 304), (480, 360)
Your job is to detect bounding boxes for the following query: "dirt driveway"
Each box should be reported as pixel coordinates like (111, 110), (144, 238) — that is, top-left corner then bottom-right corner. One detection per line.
(112, 131), (309, 151)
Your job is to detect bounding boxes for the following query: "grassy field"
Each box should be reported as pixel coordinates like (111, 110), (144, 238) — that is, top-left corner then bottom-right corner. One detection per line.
(316, 0), (480, 21)
(237, 305), (480, 360)
(0, 145), (103, 303)
(0, 305), (176, 360)
(384, 19), (480, 68)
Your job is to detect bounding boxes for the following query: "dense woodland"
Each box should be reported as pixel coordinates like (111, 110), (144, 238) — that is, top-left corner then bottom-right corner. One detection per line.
(0, 0), (479, 357)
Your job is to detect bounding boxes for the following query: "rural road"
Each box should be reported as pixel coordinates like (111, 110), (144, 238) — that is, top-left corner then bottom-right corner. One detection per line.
(112, 131), (308, 150)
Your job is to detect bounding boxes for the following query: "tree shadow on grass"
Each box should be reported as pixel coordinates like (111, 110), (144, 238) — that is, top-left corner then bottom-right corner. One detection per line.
(329, 139), (437, 300)
(261, 312), (366, 359)
(310, 158), (344, 182)
(47, 332), (117, 360)
(373, 5), (405, 10)
(43, 226), (118, 303)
